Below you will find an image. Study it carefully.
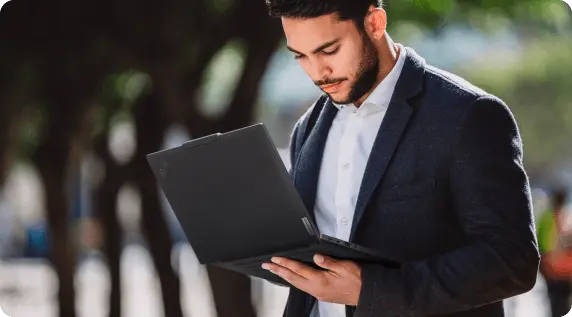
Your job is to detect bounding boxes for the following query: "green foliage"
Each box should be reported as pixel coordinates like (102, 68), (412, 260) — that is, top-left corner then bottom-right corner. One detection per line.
(514, 0), (572, 30)
(199, 39), (248, 118)
(92, 70), (151, 138)
(16, 102), (48, 160)
(5, 0), (570, 170)
(207, 0), (235, 16)
(386, 0), (570, 31)
(110, 70), (152, 104)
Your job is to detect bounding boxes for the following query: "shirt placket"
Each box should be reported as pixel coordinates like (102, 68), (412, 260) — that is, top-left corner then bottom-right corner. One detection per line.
(334, 109), (363, 239)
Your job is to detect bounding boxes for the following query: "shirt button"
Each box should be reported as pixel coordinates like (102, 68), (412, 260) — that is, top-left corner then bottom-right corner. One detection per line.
(341, 217), (349, 226)
(342, 163), (350, 171)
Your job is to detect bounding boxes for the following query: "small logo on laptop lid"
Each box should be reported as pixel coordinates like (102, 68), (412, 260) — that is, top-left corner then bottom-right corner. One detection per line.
(301, 217), (316, 236)
(159, 161), (168, 177)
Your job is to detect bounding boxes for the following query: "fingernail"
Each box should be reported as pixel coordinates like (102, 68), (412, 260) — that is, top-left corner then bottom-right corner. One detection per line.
(314, 255), (324, 263)
(262, 264), (270, 270)
(271, 257), (280, 264)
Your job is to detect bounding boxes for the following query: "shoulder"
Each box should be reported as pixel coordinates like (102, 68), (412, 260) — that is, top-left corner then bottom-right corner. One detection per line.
(424, 65), (488, 98)
(422, 64), (513, 125)
(424, 65), (491, 110)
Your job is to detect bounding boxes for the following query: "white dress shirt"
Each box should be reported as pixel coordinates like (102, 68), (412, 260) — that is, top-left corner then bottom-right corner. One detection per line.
(309, 44), (406, 317)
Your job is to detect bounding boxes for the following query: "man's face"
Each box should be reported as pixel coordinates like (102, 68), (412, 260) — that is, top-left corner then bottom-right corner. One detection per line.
(282, 13), (379, 105)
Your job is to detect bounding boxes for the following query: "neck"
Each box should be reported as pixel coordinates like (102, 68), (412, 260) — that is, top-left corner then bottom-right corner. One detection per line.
(354, 33), (400, 108)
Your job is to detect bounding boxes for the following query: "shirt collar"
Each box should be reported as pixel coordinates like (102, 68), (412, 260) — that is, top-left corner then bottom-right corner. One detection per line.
(333, 43), (407, 115)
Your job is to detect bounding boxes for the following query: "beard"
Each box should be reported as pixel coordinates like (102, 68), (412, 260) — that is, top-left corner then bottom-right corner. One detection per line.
(328, 36), (380, 105)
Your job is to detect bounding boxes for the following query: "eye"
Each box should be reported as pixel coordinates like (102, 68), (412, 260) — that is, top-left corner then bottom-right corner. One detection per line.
(294, 55), (305, 60)
(322, 46), (340, 55)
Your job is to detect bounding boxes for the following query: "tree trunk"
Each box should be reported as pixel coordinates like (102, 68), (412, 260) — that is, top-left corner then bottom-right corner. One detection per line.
(0, 102), (15, 185)
(93, 135), (124, 317)
(32, 65), (97, 317)
(100, 172), (123, 317)
(35, 135), (77, 317)
(206, 266), (258, 317)
(131, 89), (184, 317)
(0, 61), (24, 185)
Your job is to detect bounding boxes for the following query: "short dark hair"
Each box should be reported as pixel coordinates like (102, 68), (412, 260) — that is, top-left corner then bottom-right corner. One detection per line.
(265, 0), (383, 29)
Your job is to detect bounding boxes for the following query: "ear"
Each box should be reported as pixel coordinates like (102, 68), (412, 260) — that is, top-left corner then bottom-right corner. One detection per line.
(364, 6), (387, 40)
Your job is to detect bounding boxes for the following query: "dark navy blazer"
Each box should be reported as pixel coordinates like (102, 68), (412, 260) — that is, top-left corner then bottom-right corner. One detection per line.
(283, 47), (540, 317)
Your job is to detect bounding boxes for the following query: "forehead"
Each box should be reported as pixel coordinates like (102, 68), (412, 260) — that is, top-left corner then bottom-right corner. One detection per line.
(282, 14), (358, 51)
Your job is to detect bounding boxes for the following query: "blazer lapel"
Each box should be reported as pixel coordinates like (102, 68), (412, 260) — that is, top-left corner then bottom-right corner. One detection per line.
(293, 98), (338, 225)
(350, 47), (426, 240)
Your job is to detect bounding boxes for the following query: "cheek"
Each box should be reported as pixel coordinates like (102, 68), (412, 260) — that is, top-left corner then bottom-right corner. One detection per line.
(334, 50), (361, 78)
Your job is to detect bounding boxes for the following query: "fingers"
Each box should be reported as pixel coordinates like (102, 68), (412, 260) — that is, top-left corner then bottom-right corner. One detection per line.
(262, 262), (308, 286)
(314, 254), (349, 274)
(270, 257), (320, 279)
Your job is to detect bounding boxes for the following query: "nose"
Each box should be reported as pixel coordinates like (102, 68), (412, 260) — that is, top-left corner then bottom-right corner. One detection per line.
(305, 58), (332, 83)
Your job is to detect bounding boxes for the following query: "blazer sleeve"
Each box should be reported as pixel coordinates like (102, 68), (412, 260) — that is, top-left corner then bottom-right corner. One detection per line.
(354, 96), (541, 316)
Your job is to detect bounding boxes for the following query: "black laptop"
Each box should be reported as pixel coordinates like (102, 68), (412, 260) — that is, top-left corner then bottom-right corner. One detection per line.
(146, 123), (399, 286)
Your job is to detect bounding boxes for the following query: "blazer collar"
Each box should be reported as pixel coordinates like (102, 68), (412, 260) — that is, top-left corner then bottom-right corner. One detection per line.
(349, 47), (426, 240)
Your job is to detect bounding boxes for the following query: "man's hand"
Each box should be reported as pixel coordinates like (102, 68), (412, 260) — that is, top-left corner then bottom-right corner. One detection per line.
(261, 254), (362, 306)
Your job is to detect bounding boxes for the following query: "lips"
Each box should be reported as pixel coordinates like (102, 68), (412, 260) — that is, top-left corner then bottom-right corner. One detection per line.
(320, 81), (344, 93)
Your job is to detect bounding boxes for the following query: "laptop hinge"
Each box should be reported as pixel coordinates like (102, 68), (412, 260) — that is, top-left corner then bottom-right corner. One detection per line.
(181, 133), (221, 148)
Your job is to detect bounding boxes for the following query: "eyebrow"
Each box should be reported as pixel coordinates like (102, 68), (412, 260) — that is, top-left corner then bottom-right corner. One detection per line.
(287, 38), (341, 56)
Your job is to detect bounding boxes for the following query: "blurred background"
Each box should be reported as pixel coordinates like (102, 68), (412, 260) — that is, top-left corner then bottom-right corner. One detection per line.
(0, 0), (571, 316)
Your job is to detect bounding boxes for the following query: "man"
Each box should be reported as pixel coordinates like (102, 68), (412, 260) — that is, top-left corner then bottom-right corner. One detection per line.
(261, 0), (540, 316)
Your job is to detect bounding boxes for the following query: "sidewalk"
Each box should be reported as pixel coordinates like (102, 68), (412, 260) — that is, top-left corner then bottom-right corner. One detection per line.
(0, 244), (550, 317)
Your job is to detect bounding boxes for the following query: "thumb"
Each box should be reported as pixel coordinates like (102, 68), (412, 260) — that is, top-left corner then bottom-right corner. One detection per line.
(314, 254), (344, 273)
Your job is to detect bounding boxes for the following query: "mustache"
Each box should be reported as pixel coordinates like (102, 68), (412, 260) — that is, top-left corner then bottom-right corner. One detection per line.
(314, 78), (347, 87)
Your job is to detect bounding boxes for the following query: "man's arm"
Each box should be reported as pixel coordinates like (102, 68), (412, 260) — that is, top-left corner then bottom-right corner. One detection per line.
(355, 96), (541, 316)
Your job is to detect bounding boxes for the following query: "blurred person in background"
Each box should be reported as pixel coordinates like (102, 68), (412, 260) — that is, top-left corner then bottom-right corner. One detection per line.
(537, 189), (572, 317)
(261, 0), (540, 316)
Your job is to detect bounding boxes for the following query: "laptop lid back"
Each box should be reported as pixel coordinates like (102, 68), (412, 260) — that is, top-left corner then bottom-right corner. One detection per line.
(147, 123), (318, 264)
